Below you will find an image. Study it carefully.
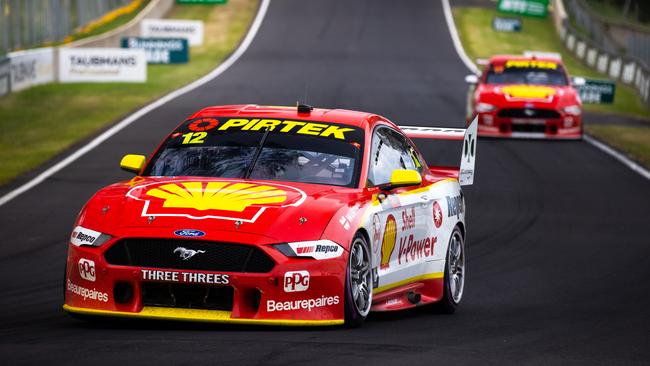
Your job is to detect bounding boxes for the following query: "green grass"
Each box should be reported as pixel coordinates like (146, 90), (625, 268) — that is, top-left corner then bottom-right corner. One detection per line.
(586, 125), (650, 167)
(0, 0), (259, 185)
(453, 7), (649, 119)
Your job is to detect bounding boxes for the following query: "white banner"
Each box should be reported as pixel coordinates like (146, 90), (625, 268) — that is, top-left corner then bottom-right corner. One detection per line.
(59, 48), (147, 83)
(8, 47), (55, 92)
(140, 19), (204, 46)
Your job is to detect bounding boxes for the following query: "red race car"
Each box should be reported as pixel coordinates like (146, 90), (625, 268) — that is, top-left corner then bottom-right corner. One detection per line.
(465, 54), (583, 139)
(63, 104), (477, 327)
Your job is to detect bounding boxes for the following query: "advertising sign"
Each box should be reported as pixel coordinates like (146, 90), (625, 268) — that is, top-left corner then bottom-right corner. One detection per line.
(0, 57), (10, 97)
(492, 16), (522, 32)
(8, 47), (55, 92)
(576, 78), (616, 104)
(497, 0), (549, 17)
(140, 19), (204, 46)
(121, 37), (189, 64)
(59, 48), (147, 83)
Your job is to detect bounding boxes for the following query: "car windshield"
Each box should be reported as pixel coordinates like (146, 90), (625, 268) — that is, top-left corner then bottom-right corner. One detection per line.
(486, 60), (568, 86)
(144, 117), (364, 187)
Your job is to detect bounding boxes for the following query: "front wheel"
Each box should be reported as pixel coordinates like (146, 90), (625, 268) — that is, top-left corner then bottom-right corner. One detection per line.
(437, 227), (465, 314)
(344, 233), (372, 327)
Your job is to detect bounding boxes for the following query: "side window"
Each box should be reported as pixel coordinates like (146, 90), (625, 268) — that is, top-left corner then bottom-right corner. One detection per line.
(368, 127), (421, 186)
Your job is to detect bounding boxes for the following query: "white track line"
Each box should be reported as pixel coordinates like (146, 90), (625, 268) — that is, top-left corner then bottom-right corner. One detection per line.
(440, 0), (650, 181)
(0, 0), (271, 208)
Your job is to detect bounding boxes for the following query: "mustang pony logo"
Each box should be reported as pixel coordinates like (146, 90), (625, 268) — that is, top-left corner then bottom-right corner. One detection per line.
(173, 247), (206, 260)
(127, 180), (306, 222)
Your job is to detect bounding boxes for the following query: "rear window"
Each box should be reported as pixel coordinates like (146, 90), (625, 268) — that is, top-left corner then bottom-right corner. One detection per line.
(144, 117), (365, 188)
(486, 59), (568, 86)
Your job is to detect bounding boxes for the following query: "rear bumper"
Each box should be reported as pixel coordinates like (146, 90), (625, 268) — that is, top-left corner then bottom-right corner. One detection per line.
(64, 239), (347, 325)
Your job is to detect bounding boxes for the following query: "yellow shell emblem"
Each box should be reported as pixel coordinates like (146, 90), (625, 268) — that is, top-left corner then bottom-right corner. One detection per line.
(145, 181), (287, 212)
(502, 85), (556, 99)
(380, 215), (397, 269)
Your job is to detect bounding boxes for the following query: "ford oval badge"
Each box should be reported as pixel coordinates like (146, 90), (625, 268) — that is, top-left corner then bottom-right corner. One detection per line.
(174, 229), (205, 237)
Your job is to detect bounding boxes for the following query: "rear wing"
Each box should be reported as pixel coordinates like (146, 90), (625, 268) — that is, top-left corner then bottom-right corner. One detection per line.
(399, 117), (477, 186)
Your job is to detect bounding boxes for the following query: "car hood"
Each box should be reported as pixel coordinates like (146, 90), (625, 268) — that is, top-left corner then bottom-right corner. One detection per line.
(477, 84), (579, 107)
(77, 177), (359, 243)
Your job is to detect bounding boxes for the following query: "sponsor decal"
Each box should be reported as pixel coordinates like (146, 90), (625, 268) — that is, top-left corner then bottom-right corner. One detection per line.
(284, 271), (310, 292)
(266, 295), (340, 312)
(501, 85), (556, 100)
(505, 60), (557, 69)
(216, 118), (355, 141)
(70, 225), (101, 246)
(401, 207), (415, 231)
(339, 204), (362, 231)
(433, 201), (443, 228)
(66, 279), (108, 302)
(397, 235), (437, 265)
(78, 258), (96, 282)
(141, 269), (229, 285)
(173, 229), (206, 238)
(173, 246), (206, 260)
(372, 213), (381, 252)
(289, 241), (343, 260)
(127, 180), (306, 222)
(188, 118), (218, 132)
(380, 215), (397, 269)
(447, 195), (464, 219)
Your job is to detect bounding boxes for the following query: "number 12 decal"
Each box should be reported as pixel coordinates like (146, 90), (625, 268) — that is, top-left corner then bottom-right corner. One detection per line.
(181, 132), (207, 144)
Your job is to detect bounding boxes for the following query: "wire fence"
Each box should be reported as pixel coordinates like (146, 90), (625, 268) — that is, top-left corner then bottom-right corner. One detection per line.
(0, 0), (132, 56)
(564, 0), (650, 68)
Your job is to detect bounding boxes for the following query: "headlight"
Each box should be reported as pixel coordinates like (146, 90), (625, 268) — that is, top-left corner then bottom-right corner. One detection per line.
(475, 103), (496, 113)
(273, 240), (344, 260)
(563, 105), (582, 116)
(70, 225), (112, 247)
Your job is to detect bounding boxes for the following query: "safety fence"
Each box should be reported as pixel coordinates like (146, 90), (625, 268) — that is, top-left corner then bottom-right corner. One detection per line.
(0, 0), (134, 56)
(552, 0), (650, 110)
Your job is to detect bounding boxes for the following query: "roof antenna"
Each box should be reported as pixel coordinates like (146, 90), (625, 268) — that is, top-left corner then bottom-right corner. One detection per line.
(297, 83), (313, 114)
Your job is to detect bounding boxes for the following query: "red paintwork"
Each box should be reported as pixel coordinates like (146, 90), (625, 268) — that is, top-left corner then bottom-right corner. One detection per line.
(469, 55), (583, 139)
(64, 105), (450, 323)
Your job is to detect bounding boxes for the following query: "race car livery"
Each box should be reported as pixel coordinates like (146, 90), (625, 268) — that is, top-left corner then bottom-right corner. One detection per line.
(466, 55), (583, 139)
(63, 104), (477, 326)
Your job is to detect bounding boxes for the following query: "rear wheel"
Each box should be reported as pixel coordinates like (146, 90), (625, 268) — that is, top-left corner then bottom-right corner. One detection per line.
(437, 227), (465, 314)
(344, 233), (372, 327)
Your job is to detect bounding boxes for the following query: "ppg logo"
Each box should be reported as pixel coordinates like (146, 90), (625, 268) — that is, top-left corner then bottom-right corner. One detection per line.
(78, 258), (96, 282)
(284, 271), (310, 292)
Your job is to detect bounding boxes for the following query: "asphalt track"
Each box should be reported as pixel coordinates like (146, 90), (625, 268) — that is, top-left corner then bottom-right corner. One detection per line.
(1, 1), (649, 364)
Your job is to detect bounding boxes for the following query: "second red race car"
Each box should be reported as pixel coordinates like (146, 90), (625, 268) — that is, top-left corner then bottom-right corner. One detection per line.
(465, 54), (583, 139)
(63, 104), (477, 327)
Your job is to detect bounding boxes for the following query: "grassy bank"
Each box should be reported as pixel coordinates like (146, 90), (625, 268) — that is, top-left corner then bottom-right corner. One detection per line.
(0, 0), (259, 185)
(453, 6), (650, 170)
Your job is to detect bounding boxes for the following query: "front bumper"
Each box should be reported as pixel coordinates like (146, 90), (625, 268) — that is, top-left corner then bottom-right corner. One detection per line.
(476, 111), (582, 139)
(64, 238), (347, 326)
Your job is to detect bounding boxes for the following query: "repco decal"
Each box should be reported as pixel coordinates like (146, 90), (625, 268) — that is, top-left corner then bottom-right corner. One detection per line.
(380, 215), (397, 269)
(446, 194), (464, 219)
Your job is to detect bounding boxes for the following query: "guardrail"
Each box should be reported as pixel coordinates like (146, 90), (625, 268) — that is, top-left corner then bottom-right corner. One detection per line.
(551, 0), (650, 110)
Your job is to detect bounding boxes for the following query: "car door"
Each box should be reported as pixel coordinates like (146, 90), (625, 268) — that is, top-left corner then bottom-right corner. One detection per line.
(367, 126), (433, 290)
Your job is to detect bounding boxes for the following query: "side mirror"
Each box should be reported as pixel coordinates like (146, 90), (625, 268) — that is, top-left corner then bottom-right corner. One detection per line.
(381, 169), (422, 190)
(572, 77), (586, 87)
(465, 74), (479, 84)
(120, 154), (146, 174)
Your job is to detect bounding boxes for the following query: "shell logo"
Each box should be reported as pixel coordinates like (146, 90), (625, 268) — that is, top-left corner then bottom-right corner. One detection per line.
(502, 85), (556, 100)
(380, 215), (397, 269)
(127, 180), (306, 222)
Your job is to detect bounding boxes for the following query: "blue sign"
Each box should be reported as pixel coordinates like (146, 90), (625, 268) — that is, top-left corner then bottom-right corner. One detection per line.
(174, 229), (206, 237)
(121, 37), (189, 64)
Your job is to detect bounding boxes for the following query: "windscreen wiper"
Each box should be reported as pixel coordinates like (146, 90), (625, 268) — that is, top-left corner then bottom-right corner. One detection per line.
(243, 127), (271, 179)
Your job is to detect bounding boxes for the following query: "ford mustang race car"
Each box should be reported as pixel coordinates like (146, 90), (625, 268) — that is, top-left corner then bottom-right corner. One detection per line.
(465, 54), (583, 139)
(64, 104), (477, 327)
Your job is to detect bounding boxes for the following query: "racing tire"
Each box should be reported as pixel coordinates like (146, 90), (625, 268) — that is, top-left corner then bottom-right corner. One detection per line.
(344, 233), (373, 327)
(436, 226), (465, 314)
